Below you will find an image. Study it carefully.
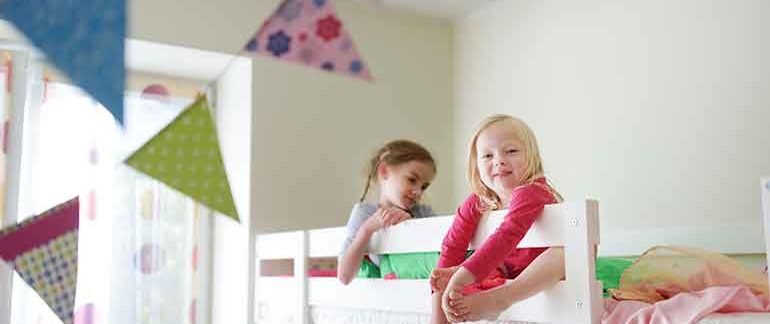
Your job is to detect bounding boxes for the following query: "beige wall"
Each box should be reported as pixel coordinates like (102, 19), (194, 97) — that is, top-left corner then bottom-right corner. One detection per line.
(130, 0), (456, 231)
(129, 2), (454, 323)
(455, 0), (770, 254)
(2, 3), (454, 323)
(1, 1), (455, 232)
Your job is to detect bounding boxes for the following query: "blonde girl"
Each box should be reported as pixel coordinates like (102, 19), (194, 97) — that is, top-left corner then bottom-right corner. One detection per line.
(430, 115), (565, 323)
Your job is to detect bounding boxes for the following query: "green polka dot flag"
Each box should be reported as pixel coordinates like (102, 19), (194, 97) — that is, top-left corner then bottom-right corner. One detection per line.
(125, 96), (239, 221)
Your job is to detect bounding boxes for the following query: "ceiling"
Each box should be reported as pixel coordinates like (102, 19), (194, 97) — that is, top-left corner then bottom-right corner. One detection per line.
(374, 0), (499, 20)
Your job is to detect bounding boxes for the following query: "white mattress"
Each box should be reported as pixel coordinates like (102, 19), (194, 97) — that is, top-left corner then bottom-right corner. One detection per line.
(699, 313), (770, 324)
(307, 307), (770, 324)
(308, 310), (770, 324)
(279, 305), (769, 324)
(310, 306), (536, 324)
(310, 306), (430, 324)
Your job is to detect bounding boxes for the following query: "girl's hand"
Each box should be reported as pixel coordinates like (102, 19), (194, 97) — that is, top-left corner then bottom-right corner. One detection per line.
(430, 266), (459, 293)
(441, 284), (467, 323)
(361, 207), (411, 234)
(441, 267), (476, 322)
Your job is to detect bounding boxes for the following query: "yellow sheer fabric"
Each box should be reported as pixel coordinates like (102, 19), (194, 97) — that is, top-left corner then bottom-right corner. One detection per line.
(610, 246), (768, 303)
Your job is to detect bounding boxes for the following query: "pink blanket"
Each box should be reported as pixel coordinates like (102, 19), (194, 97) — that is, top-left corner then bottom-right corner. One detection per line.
(603, 286), (770, 324)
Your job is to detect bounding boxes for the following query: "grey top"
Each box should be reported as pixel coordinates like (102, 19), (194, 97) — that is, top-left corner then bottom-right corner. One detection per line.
(339, 202), (435, 265)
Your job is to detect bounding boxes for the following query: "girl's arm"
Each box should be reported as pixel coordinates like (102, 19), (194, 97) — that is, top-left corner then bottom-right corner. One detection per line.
(338, 223), (377, 285)
(337, 207), (409, 285)
(436, 195), (483, 268)
(431, 195), (481, 324)
(460, 185), (554, 282)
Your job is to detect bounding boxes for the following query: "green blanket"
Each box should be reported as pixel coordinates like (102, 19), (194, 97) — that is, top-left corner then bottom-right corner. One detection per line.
(358, 253), (633, 296)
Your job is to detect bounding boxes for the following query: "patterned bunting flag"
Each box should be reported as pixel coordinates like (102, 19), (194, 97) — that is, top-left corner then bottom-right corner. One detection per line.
(0, 0), (126, 124)
(0, 197), (80, 324)
(243, 0), (373, 81)
(124, 96), (239, 221)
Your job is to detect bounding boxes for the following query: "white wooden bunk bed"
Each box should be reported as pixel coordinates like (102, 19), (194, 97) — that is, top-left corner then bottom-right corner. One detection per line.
(256, 199), (603, 324)
(255, 179), (770, 324)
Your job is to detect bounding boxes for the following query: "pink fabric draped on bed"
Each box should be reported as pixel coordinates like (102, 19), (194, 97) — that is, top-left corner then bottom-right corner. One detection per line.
(602, 246), (770, 323)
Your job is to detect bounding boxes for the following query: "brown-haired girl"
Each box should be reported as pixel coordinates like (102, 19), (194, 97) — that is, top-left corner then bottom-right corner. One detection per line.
(338, 139), (437, 285)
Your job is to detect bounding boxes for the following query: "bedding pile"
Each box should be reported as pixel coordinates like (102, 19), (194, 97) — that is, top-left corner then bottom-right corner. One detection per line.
(603, 246), (770, 323)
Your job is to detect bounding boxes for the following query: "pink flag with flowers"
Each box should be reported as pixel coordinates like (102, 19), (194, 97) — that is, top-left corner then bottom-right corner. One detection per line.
(0, 197), (79, 324)
(243, 0), (373, 81)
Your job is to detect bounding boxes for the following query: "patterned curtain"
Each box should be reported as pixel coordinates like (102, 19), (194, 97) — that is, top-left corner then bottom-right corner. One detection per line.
(10, 81), (207, 324)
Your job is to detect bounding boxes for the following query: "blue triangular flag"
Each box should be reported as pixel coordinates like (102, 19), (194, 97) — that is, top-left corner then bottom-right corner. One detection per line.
(0, 0), (126, 125)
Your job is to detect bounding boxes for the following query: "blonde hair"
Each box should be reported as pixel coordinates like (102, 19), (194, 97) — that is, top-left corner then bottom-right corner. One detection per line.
(467, 114), (561, 210)
(359, 139), (436, 202)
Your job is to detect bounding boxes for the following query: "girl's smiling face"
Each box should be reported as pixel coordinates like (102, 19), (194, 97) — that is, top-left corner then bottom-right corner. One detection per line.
(475, 120), (527, 204)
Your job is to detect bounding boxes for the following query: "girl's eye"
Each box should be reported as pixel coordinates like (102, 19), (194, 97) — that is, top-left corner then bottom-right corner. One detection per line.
(507, 149), (519, 154)
(408, 177), (417, 183)
(480, 153), (492, 159)
(421, 184), (429, 191)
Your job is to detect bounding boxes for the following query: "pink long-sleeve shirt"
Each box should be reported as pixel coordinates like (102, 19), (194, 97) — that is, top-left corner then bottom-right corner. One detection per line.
(437, 178), (558, 282)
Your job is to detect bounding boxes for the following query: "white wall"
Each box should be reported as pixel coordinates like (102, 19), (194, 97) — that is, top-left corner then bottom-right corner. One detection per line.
(455, 0), (770, 255)
(213, 57), (253, 324)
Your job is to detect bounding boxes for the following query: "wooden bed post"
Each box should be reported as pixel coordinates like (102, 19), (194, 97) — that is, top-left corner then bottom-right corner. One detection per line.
(295, 230), (309, 324)
(561, 200), (602, 324)
(761, 177), (770, 291)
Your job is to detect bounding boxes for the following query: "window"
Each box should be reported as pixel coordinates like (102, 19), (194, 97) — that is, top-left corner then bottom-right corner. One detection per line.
(4, 50), (212, 324)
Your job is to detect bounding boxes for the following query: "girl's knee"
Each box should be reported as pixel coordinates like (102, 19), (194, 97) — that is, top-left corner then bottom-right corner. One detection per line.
(548, 246), (565, 257)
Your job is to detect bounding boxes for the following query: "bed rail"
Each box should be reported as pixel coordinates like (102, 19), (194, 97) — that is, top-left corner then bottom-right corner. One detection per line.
(761, 177), (770, 291)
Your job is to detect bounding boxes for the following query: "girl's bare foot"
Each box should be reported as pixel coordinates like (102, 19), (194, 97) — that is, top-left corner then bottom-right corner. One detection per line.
(430, 266), (459, 292)
(450, 288), (510, 322)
